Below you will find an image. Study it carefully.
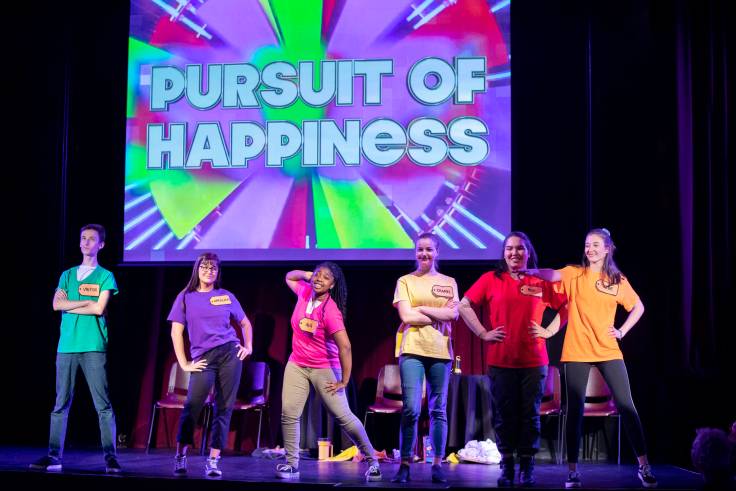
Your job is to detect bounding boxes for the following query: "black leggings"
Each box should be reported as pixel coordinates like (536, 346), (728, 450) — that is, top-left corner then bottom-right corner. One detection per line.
(564, 360), (647, 463)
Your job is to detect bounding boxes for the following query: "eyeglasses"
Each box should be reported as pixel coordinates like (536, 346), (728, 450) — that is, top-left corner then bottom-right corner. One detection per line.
(199, 265), (218, 273)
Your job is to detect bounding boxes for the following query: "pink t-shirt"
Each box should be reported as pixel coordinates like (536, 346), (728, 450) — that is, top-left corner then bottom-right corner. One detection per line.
(289, 282), (345, 369)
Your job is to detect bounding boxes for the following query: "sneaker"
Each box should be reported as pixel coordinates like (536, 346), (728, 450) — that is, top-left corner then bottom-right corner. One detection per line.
(365, 463), (382, 482)
(391, 463), (410, 483)
(497, 456), (514, 487)
(29, 455), (62, 472)
(275, 463), (300, 479)
(638, 464), (658, 488)
(431, 464), (447, 483)
(519, 455), (535, 487)
(173, 454), (187, 476)
(205, 456), (222, 477)
(565, 470), (582, 488)
(105, 456), (122, 474)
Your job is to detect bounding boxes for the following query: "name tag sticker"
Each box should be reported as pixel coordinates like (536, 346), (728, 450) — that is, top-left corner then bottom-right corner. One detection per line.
(595, 280), (619, 296)
(520, 285), (543, 297)
(431, 285), (454, 298)
(210, 295), (232, 305)
(299, 318), (317, 333)
(78, 284), (100, 296)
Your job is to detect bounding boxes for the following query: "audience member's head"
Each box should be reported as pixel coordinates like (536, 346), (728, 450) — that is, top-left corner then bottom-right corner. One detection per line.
(691, 427), (734, 488)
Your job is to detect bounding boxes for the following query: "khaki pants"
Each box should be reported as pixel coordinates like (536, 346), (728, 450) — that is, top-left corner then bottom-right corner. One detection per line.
(281, 361), (377, 468)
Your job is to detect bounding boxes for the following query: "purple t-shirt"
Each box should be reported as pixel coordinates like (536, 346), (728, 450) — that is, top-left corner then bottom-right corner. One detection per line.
(167, 288), (245, 359)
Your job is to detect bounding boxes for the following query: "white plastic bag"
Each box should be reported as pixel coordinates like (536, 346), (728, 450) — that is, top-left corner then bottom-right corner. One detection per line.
(457, 439), (502, 464)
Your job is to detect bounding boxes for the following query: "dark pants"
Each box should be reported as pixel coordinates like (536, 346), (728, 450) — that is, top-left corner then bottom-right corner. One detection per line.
(177, 342), (242, 450)
(49, 352), (117, 460)
(564, 360), (647, 463)
(488, 365), (547, 456)
(399, 355), (451, 460)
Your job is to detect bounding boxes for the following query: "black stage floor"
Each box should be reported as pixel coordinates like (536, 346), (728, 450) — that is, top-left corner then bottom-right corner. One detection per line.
(0, 448), (706, 490)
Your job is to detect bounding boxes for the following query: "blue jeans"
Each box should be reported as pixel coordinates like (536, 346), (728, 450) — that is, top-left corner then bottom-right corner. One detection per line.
(488, 365), (547, 455)
(49, 352), (117, 460)
(177, 341), (242, 450)
(399, 355), (451, 460)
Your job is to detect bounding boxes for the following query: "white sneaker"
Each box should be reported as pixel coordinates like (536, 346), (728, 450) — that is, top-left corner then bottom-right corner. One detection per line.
(205, 456), (222, 477)
(275, 463), (300, 479)
(365, 463), (382, 481)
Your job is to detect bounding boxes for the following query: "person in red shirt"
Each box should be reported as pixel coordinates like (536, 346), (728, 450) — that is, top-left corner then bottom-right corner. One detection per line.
(459, 231), (566, 487)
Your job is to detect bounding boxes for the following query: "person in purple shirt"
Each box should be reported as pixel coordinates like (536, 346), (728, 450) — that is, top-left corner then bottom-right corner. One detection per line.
(167, 252), (252, 478)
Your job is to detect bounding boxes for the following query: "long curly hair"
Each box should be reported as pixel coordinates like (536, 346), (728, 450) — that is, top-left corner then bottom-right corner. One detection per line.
(314, 261), (348, 322)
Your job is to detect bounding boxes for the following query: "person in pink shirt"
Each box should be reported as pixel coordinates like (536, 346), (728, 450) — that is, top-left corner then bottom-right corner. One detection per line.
(275, 262), (381, 482)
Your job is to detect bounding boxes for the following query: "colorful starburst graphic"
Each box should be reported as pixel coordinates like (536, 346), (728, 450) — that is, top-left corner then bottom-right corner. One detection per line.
(124, 0), (511, 261)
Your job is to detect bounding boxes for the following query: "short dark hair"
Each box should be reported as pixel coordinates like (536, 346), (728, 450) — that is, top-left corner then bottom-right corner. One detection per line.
(80, 224), (106, 243)
(691, 427), (734, 486)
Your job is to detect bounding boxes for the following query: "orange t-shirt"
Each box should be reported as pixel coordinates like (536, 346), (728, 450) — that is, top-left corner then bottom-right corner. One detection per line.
(557, 266), (640, 362)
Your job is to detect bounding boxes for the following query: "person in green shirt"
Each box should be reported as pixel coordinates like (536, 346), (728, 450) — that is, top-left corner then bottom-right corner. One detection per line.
(29, 224), (121, 473)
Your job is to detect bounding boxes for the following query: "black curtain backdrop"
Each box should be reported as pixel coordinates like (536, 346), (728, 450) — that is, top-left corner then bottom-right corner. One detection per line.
(5, 0), (731, 469)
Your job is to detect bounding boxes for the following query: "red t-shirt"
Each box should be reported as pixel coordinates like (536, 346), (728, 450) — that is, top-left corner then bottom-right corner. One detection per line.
(464, 272), (566, 368)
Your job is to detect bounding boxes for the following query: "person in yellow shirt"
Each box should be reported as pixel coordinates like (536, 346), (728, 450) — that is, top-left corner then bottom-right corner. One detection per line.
(524, 228), (657, 489)
(391, 233), (458, 484)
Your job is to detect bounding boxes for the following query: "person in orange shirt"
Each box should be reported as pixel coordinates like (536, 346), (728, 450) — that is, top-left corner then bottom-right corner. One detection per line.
(524, 228), (657, 489)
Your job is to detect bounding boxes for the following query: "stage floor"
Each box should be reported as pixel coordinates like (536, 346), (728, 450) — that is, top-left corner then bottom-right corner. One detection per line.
(0, 448), (704, 490)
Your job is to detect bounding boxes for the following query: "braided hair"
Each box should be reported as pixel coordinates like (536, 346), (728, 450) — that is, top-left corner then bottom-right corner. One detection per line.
(314, 261), (348, 324)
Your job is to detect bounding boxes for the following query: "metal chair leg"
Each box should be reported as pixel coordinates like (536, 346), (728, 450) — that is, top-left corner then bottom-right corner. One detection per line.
(617, 415), (621, 465)
(558, 412), (566, 465)
(146, 404), (158, 454)
(162, 407), (171, 448)
(363, 411), (372, 441)
(256, 408), (263, 449)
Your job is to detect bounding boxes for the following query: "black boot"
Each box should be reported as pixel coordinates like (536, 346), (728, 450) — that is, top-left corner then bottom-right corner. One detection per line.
(519, 455), (536, 487)
(497, 456), (515, 487)
(431, 464), (447, 483)
(391, 463), (410, 483)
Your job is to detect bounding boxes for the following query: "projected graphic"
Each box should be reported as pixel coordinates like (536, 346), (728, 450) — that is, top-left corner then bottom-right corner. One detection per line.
(124, 0), (511, 261)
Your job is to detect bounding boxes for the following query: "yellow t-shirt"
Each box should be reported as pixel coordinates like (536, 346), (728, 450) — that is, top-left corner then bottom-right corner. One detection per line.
(557, 265), (640, 362)
(393, 272), (459, 360)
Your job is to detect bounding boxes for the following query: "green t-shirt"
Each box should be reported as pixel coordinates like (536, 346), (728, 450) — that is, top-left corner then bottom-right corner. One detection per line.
(57, 266), (118, 353)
